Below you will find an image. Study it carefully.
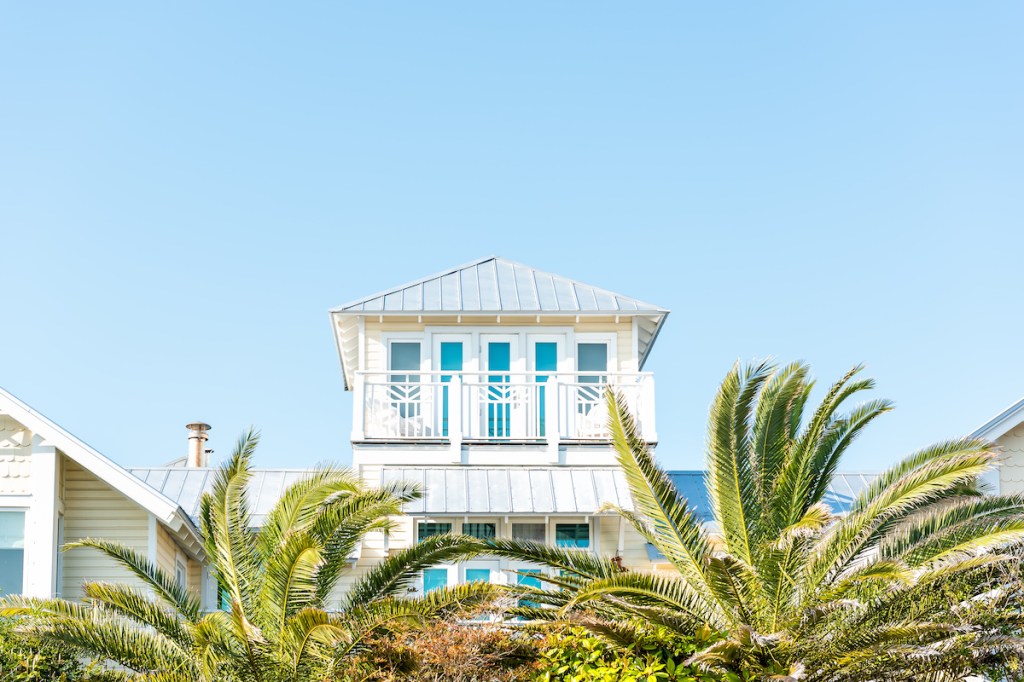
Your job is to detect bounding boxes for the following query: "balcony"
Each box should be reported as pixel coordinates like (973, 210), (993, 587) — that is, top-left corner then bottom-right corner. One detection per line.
(352, 371), (656, 447)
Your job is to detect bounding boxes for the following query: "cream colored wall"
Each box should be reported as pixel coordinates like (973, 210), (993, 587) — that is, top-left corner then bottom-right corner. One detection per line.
(997, 424), (1024, 494)
(0, 415), (32, 495)
(597, 516), (655, 571)
(61, 460), (150, 600)
(363, 317), (635, 374)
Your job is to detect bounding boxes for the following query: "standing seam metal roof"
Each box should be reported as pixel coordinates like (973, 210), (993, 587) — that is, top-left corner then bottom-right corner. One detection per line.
(331, 256), (668, 314)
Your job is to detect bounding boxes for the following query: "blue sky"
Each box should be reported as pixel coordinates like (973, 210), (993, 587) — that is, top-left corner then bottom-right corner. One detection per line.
(1, 3), (1022, 471)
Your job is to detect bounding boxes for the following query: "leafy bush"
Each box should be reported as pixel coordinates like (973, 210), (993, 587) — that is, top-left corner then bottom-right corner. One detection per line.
(534, 623), (719, 682)
(333, 621), (539, 682)
(0, 617), (86, 682)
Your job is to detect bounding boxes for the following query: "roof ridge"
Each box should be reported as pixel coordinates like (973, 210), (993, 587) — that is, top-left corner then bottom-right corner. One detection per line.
(330, 255), (668, 313)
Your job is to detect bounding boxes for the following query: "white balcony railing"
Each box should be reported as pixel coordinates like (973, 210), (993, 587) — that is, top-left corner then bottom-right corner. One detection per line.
(352, 371), (656, 445)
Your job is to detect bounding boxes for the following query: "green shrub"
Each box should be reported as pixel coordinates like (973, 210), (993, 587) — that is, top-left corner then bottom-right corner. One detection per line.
(0, 617), (86, 682)
(534, 623), (719, 682)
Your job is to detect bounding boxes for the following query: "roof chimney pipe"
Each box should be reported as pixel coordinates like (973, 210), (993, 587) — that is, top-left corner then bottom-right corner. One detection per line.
(186, 422), (211, 468)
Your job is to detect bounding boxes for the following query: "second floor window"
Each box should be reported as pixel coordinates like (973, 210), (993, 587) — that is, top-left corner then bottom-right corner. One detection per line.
(555, 523), (590, 549)
(417, 522), (452, 543)
(462, 523), (496, 539)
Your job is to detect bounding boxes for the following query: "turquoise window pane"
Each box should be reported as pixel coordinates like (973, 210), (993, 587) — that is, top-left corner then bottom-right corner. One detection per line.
(517, 569), (543, 610)
(440, 342), (464, 436)
(466, 568), (490, 584)
(535, 342), (558, 373)
(555, 523), (590, 549)
(488, 342), (511, 437)
(488, 342), (511, 373)
(535, 342), (558, 437)
(423, 568), (447, 593)
(417, 522), (452, 543)
(390, 342), (421, 374)
(440, 342), (464, 372)
(0, 511), (24, 597)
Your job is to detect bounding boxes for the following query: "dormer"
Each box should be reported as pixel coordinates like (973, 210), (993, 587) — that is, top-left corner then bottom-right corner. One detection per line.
(329, 256), (668, 465)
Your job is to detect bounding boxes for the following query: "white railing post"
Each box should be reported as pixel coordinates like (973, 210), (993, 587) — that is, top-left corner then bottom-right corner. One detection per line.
(546, 378), (560, 461)
(352, 373), (366, 440)
(641, 375), (657, 442)
(449, 376), (463, 460)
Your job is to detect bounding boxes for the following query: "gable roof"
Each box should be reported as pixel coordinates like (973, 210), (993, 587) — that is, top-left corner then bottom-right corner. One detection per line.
(971, 395), (1024, 442)
(329, 256), (670, 388)
(0, 387), (204, 559)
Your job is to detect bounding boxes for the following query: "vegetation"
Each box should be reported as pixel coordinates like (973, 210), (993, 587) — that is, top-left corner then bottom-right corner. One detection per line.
(535, 622), (715, 682)
(334, 620), (538, 682)
(0, 430), (492, 682)
(478, 362), (1024, 680)
(0, 616), (87, 681)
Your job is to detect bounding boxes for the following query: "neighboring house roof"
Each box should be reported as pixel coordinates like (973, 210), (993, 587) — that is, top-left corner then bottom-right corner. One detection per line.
(329, 256), (670, 388)
(0, 387), (204, 559)
(129, 468), (313, 527)
(381, 466), (634, 515)
(645, 471), (880, 563)
(971, 395), (1024, 442)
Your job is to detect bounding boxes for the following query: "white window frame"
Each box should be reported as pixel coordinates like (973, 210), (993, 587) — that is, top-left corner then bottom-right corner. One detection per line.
(175, 553), (188, 590)
(574, 333), (618, 374)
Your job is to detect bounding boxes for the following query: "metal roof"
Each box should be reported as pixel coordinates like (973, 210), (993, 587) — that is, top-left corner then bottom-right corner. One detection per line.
(129, 468), (312, 527)
(381, 466), (634, 515)
(332, 256), (668, 315)
(329, 256), (670, 388)
(645, 471), (880, 562)
(665, 471), (878, 521)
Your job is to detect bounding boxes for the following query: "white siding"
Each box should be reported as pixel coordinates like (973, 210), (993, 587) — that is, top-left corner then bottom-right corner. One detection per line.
(998, 424), (1024, 494)
(0, 415), (32, 495)
(61, 460), (150, 600)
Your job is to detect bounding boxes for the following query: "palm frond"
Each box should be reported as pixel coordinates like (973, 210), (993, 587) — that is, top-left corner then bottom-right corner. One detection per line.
(63, 538), (200, 621)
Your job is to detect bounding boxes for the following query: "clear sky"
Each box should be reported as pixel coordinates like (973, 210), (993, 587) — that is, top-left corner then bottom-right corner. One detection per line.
(1, 3), (1022, 472)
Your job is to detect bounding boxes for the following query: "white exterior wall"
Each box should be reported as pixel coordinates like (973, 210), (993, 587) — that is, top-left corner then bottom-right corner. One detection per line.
(0, 415), (32, 495)
(997, 424), (1024, 494)
(61, 460), (151, 600)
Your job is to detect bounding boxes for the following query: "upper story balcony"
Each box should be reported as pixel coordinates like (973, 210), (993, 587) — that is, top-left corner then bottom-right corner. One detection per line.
(352, 370), (656, 448)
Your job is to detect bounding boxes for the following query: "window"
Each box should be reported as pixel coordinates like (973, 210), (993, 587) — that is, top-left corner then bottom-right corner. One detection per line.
(465, 568), (491, 584)
(175, 558), (188, 589)
(462, 523), (495, 540)
(439, 341), (464, 437)
(389, 342), (422, 421)
(517, 570), (543, 609)
(555, 523), (590, 549)
(577, 343), (608, 413)
(486, 341), (512, 437)
(417, 522), (452, 543)
(510, 523), (546, 543)
(423, 568), (448, 593)
(534, 342), (558, 436)
(0, 511), (25, 597)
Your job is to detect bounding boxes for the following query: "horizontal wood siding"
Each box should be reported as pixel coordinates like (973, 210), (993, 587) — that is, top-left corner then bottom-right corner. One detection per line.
(62, 460), (150, 600)
(598, 516), (654, 570)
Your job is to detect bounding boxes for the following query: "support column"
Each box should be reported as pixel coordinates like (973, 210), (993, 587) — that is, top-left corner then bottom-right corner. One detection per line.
(24, 436), (58, 598)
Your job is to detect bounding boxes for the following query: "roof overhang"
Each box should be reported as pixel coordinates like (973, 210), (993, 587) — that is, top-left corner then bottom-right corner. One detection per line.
(0, 387), (204, 561)
(329, 309), (668, 390)
(971, 395), (1024, 442)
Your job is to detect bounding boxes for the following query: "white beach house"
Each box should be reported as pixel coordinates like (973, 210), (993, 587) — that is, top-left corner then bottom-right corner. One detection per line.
(0, 256), (899, 606)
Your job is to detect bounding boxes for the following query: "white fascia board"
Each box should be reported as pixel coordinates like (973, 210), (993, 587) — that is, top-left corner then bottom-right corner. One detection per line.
(971, 396), (1024, 442)
(0, 387), (202, 550)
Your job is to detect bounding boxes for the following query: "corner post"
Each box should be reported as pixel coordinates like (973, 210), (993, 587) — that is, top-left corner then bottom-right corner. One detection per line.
(25, 436), (58, 598)
(449, 376), (463, 461)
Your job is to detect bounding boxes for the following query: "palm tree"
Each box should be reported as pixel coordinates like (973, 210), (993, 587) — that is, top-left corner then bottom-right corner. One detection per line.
(479, 362), (1024, 680)
(2, 430), (493, 682)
